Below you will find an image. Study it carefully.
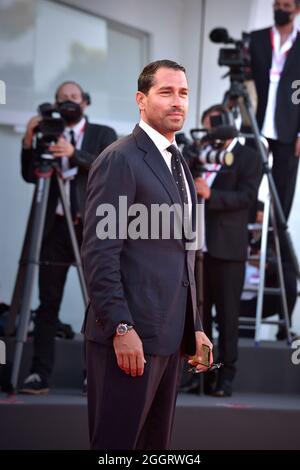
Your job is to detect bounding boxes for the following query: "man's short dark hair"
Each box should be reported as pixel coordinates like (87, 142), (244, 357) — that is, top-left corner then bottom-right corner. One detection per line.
(201, 104), (229, 124)
(138, 60), (186, 95)
(55, 81), (85, 102)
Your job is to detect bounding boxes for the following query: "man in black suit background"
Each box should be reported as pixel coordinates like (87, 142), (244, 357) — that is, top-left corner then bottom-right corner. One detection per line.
(81, 60), (213, 450)
(195, 105), (262, 397)
(20, 81), (117, 394)
(249, 0), (300, 220)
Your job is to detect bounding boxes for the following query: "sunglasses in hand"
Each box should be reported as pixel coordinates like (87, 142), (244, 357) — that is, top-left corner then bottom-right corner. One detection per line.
(188, 362), (223, 374)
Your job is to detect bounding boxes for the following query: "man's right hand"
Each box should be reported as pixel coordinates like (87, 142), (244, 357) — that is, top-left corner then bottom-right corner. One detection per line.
(113, 329), (146, 377)
(23, 115), (42, 148)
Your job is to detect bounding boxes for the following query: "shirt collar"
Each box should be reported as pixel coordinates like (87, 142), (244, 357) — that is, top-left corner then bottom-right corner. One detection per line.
(65, 116), (86, 138)
(272, 24), (298, 52)
(139, 119), (177, 152)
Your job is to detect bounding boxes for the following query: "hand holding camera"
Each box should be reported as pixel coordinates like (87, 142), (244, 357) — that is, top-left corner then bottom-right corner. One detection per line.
(23, 115), (42, 148)
(49, 136), (75, 158)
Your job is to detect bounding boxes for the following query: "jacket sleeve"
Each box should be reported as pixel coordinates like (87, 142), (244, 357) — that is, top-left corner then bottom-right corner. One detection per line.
(21, 145), (38, 183)
(81, 149), (136, 339)
(206, 149), (262, 212)
(71, 127), (118, 171)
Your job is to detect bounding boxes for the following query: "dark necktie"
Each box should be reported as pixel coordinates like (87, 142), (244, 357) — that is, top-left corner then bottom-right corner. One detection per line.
(69, 129), (78, 220)
(167, 145), (189, 206)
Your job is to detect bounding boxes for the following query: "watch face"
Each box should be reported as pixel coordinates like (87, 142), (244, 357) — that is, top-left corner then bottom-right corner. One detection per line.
(117, 324), (127, 335)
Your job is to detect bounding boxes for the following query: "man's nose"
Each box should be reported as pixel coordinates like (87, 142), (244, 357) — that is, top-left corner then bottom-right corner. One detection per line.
(171, 94), (184, 108)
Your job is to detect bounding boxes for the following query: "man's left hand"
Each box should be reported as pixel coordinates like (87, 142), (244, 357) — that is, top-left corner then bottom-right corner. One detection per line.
(295, 137), (300, 158)
(188, 331), (213, 373)
(49, 137), (75, 158)
(194, 177), (211, 200)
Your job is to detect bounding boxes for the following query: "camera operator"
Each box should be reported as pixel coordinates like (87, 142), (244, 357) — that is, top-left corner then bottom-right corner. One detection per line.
(20, 81), (117, 394)
(193, 105), (262, 396)
(249, 0), (300, 220)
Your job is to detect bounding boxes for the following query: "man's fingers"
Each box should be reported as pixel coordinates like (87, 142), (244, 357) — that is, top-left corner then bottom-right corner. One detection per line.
(195, 364), (209, 373)
(122, 355), (130, 374)
(116, 353), (123, 371)
(208, 350), (213, 367)
(136, 353), (146, 377)
(129, 354), (138, 377)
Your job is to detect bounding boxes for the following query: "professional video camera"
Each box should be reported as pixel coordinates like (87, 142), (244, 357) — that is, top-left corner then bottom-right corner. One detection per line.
(210, 28), (251, 82)
(181, 112), (237, 178)
(33, 102), (65, 159)
(34, 99), (82, 159)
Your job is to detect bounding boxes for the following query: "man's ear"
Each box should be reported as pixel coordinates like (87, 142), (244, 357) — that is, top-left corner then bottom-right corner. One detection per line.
(136, 91), (146, 111)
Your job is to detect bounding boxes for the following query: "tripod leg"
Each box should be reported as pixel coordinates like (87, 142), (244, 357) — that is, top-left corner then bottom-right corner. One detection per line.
(255, 194), (271, 345)
(5, 190), (36, 336)
(11, 177), (51, 390)
(270, 201), (292, 344)
(243, 93), (300, 279)
(55, 174), (88, 306)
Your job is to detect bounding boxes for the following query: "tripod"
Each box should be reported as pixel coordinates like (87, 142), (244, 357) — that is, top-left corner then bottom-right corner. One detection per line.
(6, 156), (89, 390)
(225, 79), (300, 344)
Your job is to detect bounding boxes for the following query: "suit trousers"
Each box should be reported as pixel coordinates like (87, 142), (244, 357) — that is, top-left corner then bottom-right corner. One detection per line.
(268, 139), (299, 220)
(202, 253), (245, 381)
(86, 341), (183, 450)
(31, 215), (82, 378)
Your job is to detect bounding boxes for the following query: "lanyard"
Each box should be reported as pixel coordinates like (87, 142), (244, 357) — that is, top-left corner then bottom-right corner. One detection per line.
(269, 27), (296, 62)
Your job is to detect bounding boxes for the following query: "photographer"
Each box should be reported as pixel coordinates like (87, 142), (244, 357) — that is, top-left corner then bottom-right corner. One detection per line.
(193, 105), (262, 396)
(249, 0), (300, 220)
(20, 81), (117, 394)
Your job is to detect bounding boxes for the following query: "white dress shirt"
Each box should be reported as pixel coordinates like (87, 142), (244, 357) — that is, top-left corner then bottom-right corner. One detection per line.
(261, 25), (298, 140)
(139, 119), (192, 218)
(56, 116), (86, 216)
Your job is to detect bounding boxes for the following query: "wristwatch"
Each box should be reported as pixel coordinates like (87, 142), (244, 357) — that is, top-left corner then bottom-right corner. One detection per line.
(115, 323), (134, 336)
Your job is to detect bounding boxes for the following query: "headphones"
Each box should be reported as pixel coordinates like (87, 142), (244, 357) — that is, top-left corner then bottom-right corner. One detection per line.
(55, 81), (92, 106)
(82, 91), (91, 106)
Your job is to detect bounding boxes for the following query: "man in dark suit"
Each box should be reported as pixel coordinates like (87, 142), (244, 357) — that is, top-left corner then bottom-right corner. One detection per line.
(81, 60), (213, 450)
(19, 81), (117, 394)
(195, 105), (262, 397)
(249, 0), (300, 219)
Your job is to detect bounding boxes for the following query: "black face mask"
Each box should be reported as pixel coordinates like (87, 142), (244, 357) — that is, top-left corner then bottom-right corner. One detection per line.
(57, 100), (83, 124)
(274, 9), (293, 26)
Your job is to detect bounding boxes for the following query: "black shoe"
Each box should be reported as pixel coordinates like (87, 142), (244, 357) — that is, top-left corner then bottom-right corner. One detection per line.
(203, 369), (217, 395)
(178, 377), (201, 394)
(212, 379), (233, 397)
(19, 373), (49, 395)
(276, 329), (299, 341)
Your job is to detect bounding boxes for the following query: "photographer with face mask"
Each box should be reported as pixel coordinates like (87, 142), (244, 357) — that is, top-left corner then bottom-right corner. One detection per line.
(249, 0), (300, 221)
(20, 81), (117, 394)
(193, 105), (262, 397)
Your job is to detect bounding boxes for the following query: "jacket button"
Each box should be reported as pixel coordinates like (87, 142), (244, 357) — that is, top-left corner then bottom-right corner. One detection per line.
(183, 280), (190, 287)
(96, 318), (102, 325)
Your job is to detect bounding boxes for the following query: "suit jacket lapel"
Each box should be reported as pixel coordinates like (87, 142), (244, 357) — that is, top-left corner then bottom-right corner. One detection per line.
(133, 125), (182, 207)
(79, 118), (90, 151)
(264, 28), (273, 73)
(181, 156), (197, 233)
(281, 32), (300, 79)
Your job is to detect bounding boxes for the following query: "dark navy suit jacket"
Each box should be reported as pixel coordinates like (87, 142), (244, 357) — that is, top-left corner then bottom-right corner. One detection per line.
(81, 125), (203, 356)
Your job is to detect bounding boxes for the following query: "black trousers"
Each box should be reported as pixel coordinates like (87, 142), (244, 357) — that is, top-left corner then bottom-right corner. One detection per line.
(202, 253), (245, 382)
(31, 215), (82, 378)
(86, 341), (183, 450)
(268, 139), (299, 220)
